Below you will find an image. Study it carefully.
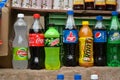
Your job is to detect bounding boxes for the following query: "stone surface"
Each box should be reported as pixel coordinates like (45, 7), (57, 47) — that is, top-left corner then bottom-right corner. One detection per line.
(0, 67), (120, 80)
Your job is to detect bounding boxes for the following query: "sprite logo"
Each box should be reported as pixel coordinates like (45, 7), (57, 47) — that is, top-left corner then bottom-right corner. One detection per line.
(17, 48), (27, 58)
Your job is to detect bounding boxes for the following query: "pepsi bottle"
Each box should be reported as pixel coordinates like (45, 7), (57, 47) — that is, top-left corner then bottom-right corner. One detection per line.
(93, 15), (107, 66)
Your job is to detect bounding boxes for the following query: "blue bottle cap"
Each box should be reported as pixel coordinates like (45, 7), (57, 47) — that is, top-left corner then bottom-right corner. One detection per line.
(74, 74), (81, 80)
(57, 74), (64, 79)
(96, 15), (103, 21)
(0, 0), (7, 8)
(67, 10), (74, 15)
(112, 11), (118, 16)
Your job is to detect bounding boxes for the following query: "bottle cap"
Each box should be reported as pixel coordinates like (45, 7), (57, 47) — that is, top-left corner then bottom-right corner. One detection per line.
(91, 74), (98, 79)
(82, 21), (89, 25)
(74, 74), (81, 80)
(33, 13), (40, 18)
(17, 13), (24, 18)
(112, 11), (118, 16)
(57, 74), (64, 79)
(67, 10), (74, 15)
(96, 15), (103, 21)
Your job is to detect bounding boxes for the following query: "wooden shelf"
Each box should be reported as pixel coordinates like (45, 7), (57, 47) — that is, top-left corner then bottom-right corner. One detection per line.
(11, 7), (113, 15)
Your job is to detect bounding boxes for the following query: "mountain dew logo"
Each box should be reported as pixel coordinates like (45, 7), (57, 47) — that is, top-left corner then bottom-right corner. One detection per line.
(17, 48), (27, 57)
(66, 31), (76, 42)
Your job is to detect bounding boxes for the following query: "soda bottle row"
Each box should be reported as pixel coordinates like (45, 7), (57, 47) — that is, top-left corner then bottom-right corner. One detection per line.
(12, 13), (61, 70)
(73, 0), (117, 11)
(56, 74), (99, 80)
(12, 10), (120, 70)
(11, 0), (120, 11)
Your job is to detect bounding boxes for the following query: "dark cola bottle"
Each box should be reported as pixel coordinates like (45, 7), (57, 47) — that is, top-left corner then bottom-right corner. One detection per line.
(85, 0), (94, 10)
(62, 10), (79, 66)
(106, 0), (117, 11)
(29, 14), (45, 69)
(93, 16), (107, 66)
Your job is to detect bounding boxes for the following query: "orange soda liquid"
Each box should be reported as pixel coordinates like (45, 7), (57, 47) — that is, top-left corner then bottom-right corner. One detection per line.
(79, 21), (94, 67)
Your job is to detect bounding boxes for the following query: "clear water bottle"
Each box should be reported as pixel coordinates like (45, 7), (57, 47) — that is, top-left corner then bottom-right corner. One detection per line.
(12, 13), (28, 69)
(57, 74), (64, 80)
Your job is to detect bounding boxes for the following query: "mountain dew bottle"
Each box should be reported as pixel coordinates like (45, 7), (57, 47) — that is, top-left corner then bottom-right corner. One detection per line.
(45, 24), (61, 70)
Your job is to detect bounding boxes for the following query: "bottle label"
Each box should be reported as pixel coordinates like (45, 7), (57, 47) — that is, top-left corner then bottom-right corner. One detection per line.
(29, 33), (44, 46)
(93, 30), (107, 42)
(13, 47), (28, 60)
(63, 30), (78, 43)
(106, 0), (116, 5)
(74, 0), (84, 5)
(108, 31), (120, 44)
(85, 0), (94, 2)
(95, 0), (105, 5)
(79, 37), (93, 62)
(45, 38), (60, 47)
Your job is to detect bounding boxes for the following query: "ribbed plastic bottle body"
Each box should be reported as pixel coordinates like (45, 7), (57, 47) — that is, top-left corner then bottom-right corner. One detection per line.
(12, 14), (28, 69)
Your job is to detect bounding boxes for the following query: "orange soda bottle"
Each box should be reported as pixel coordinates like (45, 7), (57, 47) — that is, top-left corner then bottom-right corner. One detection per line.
(79, 21), (94, 67)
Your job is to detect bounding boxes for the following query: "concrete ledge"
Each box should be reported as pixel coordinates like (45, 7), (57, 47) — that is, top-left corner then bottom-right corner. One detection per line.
(0, 67), (120, 80)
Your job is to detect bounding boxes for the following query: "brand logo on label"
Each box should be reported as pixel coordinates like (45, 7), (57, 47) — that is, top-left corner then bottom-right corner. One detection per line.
(36, 38), (44, 44)
(17, 48), (27, 57)
(66, 31), (76, 42)
(110, 32), (120, 41)
(84, 38), (93, 62)
(95, 32), (101, 38)
(51, 39), (59, 46)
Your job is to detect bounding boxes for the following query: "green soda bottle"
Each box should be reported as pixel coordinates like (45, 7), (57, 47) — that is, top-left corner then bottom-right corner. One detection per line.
(107, 11), (120, 67)
(45, 24), (60, 70)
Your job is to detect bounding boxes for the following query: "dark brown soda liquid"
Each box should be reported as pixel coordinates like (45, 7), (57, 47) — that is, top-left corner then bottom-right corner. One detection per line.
(95, 5), (106, 10)
(106, 4), (116, 11)
(73, 4), (84, 10)
(29, 29), (45, 69)
(85, 2), (94, 10)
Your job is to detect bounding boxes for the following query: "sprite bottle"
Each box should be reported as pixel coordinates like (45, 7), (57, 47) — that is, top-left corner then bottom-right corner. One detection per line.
(107, 11), (120, 67)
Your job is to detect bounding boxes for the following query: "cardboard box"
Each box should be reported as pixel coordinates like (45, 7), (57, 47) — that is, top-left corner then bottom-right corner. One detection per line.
(0, 7), (9, 56)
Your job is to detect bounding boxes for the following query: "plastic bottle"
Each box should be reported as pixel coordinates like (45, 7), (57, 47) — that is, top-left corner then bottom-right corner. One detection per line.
(79, 21), (94, 67)
(106, 0), (116, 11)
(57, 74), (64, 80)
(63, 10), (79, 66)
(85, 0), (94, 10)
(73, 0), (84, 10)
(45, 24), (61, 70)
(90, 74), (98, 80)
(29, 14), (45, 69)
(95, 0), (106, 10)
(74, 74), (82, 80)
(12, 13), (28, 69)
(107, 11), (120, 67)
(93, 16), (107, 66)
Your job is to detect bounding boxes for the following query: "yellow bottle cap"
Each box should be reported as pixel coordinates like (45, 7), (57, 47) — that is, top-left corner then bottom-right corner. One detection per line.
(82, 21), (89, 25)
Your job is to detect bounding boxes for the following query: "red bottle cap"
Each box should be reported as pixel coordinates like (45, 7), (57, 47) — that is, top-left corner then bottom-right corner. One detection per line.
(33, 14), (40, 18)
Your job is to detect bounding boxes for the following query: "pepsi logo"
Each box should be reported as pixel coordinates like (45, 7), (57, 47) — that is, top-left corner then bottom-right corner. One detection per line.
(95, 32), (101, 38)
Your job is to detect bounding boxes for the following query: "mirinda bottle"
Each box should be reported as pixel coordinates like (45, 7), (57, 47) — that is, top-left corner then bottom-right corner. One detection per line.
(79, 21), (94, 67)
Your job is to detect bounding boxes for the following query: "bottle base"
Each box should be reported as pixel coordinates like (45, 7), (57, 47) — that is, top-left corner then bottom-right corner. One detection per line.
(79, 63), (93, 67)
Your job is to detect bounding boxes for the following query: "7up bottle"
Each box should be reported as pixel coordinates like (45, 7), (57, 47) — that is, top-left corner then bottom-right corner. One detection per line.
(12, 13), (28, 69)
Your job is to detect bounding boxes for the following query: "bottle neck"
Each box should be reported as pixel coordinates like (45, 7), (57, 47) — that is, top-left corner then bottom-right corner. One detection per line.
(32, 18), (42, 29)
(65, 15), (75, 29)
(94, 20), (105, 29)
(110, 15), (120, 30)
